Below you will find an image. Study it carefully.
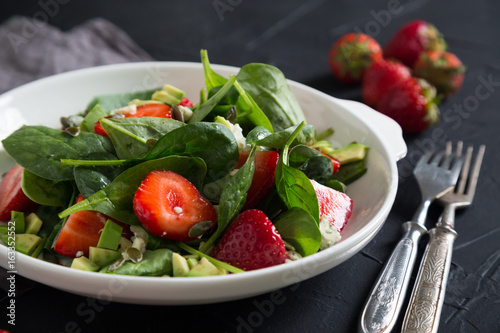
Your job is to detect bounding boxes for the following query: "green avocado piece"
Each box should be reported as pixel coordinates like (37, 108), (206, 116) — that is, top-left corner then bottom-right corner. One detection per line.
(172, 252), (190, 277)
(25, 213), (43, 235)
(186, 257), (199, 270)
(71, 256), (100, 272)
(89, 246), (122, 268)
(329, 143), (369, 164)
(15, 233), (42, 255)
(97, 220), (123, 250)
(11, 211), (25, 234)
(152, 84), (185, 105)
(185, 257), (224, 277)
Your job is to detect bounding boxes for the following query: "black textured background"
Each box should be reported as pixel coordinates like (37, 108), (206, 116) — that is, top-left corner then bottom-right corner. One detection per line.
(1, 0), (499, 332)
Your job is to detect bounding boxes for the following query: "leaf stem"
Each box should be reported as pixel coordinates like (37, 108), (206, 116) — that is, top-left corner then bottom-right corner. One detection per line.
(60, 159), (126, 166)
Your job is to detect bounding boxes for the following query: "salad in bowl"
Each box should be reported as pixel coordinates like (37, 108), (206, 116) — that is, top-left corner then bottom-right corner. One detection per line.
(0, 50), (405, 304)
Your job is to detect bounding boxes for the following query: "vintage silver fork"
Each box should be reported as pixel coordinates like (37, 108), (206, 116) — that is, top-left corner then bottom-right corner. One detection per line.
(359, 142), (464, 333)
(401, 143), (486, 333)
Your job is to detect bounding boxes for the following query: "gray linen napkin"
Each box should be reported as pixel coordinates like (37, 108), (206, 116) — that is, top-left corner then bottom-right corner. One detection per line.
(0, 16), (154, 93)
(0, 16), (154, 296)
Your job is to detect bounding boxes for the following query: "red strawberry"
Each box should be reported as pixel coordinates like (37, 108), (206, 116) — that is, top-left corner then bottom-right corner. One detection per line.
(212, 209), (288, 271)
(94, 103), (172, 136)
(384, 20), (447, 67)
(0, 165), (38, 221)
(54, 195), (108, 258)
(413, 50), (465, 97)
(362, 59), (412, 108)
(328, 33), (383, 84)
(178, 97), (194, 107)
(311, 179), (353, 232)
(377, 78), (439, 133)
(235, 151), (279, 210)
(133, 170), (217, 242)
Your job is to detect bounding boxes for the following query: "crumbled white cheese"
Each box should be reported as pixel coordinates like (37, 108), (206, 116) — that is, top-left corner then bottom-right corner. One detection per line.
(174, 206), (183, 214)
(319, 215), (341, 250)
(110, 104), (137, 116)
(75, 251), (84, 258)
(118, 237), (132, 252)
(231, 123), (250, 152)
(285, 250), (303, 262)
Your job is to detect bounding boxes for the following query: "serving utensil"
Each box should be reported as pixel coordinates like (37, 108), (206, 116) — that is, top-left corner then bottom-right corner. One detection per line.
(359, 142), (464, 333)
(401, 143), (485, 333)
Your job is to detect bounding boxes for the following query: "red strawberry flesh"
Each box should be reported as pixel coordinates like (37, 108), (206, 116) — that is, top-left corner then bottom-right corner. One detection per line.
(133, 170), (217, 242)
(0, 165), (38, 222)
(311, 179), (353, 232)
(212, 209), (288, 271)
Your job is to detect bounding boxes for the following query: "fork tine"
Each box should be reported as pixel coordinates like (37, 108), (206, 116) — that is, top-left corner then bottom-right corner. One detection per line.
(441, 141), (463, 169)
(455, 146), (473, 194)
(449, 153), (465, 185)
(463, 145), (486, 197)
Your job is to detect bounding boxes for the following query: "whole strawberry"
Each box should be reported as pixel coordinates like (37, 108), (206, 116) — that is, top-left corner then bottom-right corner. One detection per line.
(413, 50), (465, 97)
(328, 33), (383, 84)
(384, 20), (447, 67)
(362, 59), (412, 108)
(212, 209), (288, 271)
(377, 78), (439, 133)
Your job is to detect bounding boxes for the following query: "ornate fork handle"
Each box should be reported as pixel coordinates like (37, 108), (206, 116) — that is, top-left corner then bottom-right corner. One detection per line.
(401, 226), (457, 333)
(359, 221), (427, 333)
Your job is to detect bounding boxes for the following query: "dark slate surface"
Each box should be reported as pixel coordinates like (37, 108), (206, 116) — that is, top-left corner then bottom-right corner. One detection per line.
(0, 0), (499, 332)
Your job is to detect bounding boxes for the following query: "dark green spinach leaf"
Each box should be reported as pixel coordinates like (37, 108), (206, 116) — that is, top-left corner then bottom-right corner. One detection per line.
(101, 249), (173, 276)
(73, 152), (123, 198)
(21, 169), (73, 207)
(254, 124), (316, 149)
(2, 126), (115, 181)
(86, 89), (158, 112)
(101, 117), (185, 159)
(273, 207), (321, 257)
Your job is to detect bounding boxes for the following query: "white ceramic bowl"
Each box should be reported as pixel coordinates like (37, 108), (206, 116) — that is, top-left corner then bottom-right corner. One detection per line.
(0, 62), (406, 304)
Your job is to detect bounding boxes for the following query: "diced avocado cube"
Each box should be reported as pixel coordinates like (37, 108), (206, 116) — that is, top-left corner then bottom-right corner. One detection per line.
(186, 257), (199, 270)
(172, 252), (190, 277)
(97, 220), (123, 250)
(152, 84), (185, 105)
(185, 257), (223, 277)
(71, 256), (100, 272)
(128, 99), (163, 106)
(15, 234), (42, 255)
(329, 143), (369, 164)
(89, 247), (122, 268)
(11, 211), (25, 234)
(25, 213), (43, 235)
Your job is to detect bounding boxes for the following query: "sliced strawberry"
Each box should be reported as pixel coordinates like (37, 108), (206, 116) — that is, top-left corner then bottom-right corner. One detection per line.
(53, 195), (131, 257)
(212, 209), (288, 271)
(133, 170), (217, 242)
(54, 195), (107, 258)
(311, 179), (353, 232)
(0, 165), (38, 222)
(94, 103), (172, 136)
(178, 97), (194, 107)
(235, 151), (279, 210)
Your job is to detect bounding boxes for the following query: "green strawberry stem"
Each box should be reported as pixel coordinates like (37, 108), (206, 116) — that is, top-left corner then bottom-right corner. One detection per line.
(176, 242), (245, 274)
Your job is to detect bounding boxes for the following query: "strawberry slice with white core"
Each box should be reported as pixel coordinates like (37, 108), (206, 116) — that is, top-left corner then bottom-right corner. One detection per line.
(310, 179), (353, 233)
(133, 170), (217, 242)
(212, 209), (288, 271)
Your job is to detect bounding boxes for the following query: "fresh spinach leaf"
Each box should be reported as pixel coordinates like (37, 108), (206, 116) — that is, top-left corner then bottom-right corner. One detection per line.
(288, 144), (322, 168)
(254, 124), (316, 149)
(299, 155), (334, 183)
(21, 169), (73, 207)
(201, 49), (228, 93)
(101, 117), (185, 159)
(273, 207), (321, 257)
(101, 249), (173, 276)
(329, 159), (367, 185)
(86, 89), (157, 112)
(233, 80), (274, 132)
(275, 122), (319, 224)
(188, 75), (236, 124)
(200, 146), (256, 253)
(80, 104), (107, 133)
(236, 63), (306, 132)
(73, 152), (123, 198)
(59, 156), (207, 225)
(145, 122), (238, 183)
(2, 126), (115, 181)
(245, 126), (272, 144)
